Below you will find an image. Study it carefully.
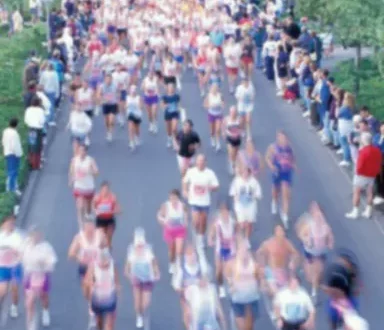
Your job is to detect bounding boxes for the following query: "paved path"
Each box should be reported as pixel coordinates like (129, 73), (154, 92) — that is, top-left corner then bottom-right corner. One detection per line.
(10, 49), (382, 330)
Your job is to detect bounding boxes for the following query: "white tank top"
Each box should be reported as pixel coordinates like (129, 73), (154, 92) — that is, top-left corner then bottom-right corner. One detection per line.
(231, 258), (260, 303)
(166, 201), (185, 227)
(79, 231), (101, 265)
(172, 39), (183, 55)
(226, 116), (241, 138)
(305, 221), (328, 255)
(93, 262), (115, 299)
(73, 156), (95, 191)
(126, 95), (141, 117)
(77, 88), (93, 111)
(215, 217), (235, 252)
(208, 93), (222, 115)
(164, 61), (176, 77)
(143, 77), (157, 95)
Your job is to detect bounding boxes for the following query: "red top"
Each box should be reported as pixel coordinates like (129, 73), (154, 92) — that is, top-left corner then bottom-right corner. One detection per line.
(88, 40), (103, 57)
(356, 145), (382, 177)
(94, 193), (117, 219)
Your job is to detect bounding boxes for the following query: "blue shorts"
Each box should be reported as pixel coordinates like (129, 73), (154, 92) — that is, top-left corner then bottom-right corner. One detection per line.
(120, 90), (127, 102)
(190, 204), (209, 213)
(272, 171), (293, 187)
(164, 111), (180, 121)
(218, 248), (232, 261)
(328, 297), (359, 325)
(91, 294), (117, 316)
(78, 264), (88, 278)
(71, 133), (86, 144)
(0, 264), (23, 283)
(174, 55), (184, 63)
(231, 300), (259, 318)
(134, 51), (144, 57)
(303, 247), (327, 263)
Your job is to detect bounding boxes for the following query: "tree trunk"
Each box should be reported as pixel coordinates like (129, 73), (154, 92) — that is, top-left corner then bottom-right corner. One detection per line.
(354, 43), (362, 95)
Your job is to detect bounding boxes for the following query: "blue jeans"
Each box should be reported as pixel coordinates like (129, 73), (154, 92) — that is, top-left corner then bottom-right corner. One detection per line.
(5, 155), (20, 192)
(322, 111), (332, 141)
(255, 47), (263, 68)
(339, 135), (351, 162)
(330, 120), (340, 147)
(45, 91), (56, 123)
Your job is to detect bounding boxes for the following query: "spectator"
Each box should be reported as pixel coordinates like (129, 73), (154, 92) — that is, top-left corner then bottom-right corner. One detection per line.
(300, 55), (314, 117)
(252, 23), (266, 69)
(346, 132), (382, 219)
(29, 0), (39, 24)
(1, 118), (22, 195)
(24, 97), (46, 170)
(23, 81), (37, 108)
(297, 27), (312, 53)
(310, 31), (322, 68)
(10, 8), (23, 35)
(317, 69), (331, 143)
(288, 41), (301, 77)
(276, 44), (289, 96)
(330, 88), (345, 150)
(50, 49), (66, 104)
(39, 63), (59, 126)
(349, 117), (368, 165)
(22, 57), (40, 92)
(337, 92), (355, 167)
(283, 16), (300, 40)
(373, 122), (384, 205)
(359, 106), (379, 134)
(262, 34), (277, 80)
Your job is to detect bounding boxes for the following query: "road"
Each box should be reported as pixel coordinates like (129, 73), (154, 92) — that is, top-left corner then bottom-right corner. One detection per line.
(9, 50), (383, 330)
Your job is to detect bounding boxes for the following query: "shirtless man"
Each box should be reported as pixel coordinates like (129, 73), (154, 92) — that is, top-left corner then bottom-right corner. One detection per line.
(256, 225), (299, 318)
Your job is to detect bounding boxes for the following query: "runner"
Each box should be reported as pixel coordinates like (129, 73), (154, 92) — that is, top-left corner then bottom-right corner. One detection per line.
(92, 181), (120, 248)
(183, 154), (219, 248)
(75, 80), (95, 119)
(23, 228), (57, 329)
(208, 202), (236, 298)
(256, 225), (299, 319)
(170, 28), (184, 90)
(69, 144), (98, 226)
(222, 106), (243, 174)
(223, 37), (242, 94)
(174, 119), (201, 178)
(229, 166), (262, 246)
(265, 131), (296, 228)
(157, 189), (188, 274)
(112, 63), (130, 127)
(184, 276), (227, 330)
(85, 249), (119, 330)
(0, 215), (24, 320)
(97, 74), (119, 142)
(195, 48), (208, 96)
(204, 84), (224, 152)
(240, 35), (254, 79)
(296, 201), (334, 300)
(124, 48), (140, 87)
(141, 70), (160, 134)
(163, 52), (178, 87)
(274, 275), (316, 330)
(126, 85), (143, 150)
(224, 238), (262, 330)
(236, 140), (263, 177)
(125, 228), (160, 328)
(161, 83), (181, 148)
(67, 106), (93, 153)
(235, 78), (254, 141)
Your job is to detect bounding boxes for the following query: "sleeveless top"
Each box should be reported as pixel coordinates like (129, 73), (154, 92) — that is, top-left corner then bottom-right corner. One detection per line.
(101, 83), (118, 105)
(77, 88), (93, 111)
(215, 216), (235, 252)
(231, 258), (259, 303)
(0, 230), (23, 268)
(304, 219), (329, 256)
(143, 77), (157, 96)
(164, 61), (177, 77)
(94, 193), (116, 218)
(208, 93), (222, 116)
(93, 262), (116, 302)
(182, 262), (202, 289)
(209, 67), (221, 85)
(126, 95), (141, 117)
(273, 144), (294, 172)
(127, 244), (154, 283)
(78, 231), (101, 265)
(226, 116), (241, 139)
(240, 150), (260, 175)
(166, 201), (185, 227)
(73, 156), (95, 192)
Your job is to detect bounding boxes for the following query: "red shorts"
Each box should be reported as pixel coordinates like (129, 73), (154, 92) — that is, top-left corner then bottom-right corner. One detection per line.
(163, 225), (186, 244)
(241, 56), (253, 65)
(216, 46), (222, 54)
(226, 67), (238, 75)
(73, 189), (94, 200)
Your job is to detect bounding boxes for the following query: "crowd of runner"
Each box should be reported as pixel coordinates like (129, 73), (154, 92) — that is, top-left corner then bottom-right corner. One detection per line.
(0, 0), (371, 330)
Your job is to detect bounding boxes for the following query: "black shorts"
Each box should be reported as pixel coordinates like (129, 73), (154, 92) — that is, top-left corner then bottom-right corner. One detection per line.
(103, 104), (118, 115)
(155, 70), (162, 79)
(117, 28), (127, 36)
(85, 109), (94, 118)
(164, 111), (180, 121)
(96, 217), (116, 229)
(227, 136), (241, 147)
(128, 114), (142, 125)
(164, 76), (176, 85)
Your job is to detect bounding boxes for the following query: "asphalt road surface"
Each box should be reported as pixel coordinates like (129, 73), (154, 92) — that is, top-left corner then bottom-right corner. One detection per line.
(10, 52), (383, 330)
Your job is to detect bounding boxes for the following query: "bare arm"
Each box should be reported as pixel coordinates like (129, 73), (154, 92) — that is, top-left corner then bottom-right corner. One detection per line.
(157, 203), (167, 226)
(68, 235), (80, 260)
(265, 145), (276, 171)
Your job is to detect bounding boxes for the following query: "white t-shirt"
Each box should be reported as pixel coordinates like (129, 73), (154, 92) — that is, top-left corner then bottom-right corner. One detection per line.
(274, 287), (314, 323)
(224, 44), (242, 68)
(0, 229), (25, 268)
(196, 34), (210, 50)
(184, 167), (219, 207)
(123, 54), (139, 71)
(235, 84), (255, 104)
(69, 111), (92, 135)
(230, 176), (262, 207)
(22, 240), (57, 273)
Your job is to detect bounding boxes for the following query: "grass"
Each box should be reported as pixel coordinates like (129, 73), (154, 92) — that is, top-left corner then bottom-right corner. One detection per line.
(0, 23), (46, 221)
(332, 58), (384, 119)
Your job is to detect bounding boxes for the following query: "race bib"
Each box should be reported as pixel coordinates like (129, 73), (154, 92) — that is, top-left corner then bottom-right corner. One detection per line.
(193, 185), (206, 196)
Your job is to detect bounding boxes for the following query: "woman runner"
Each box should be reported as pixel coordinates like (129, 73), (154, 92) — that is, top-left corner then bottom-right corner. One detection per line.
(225, 239), (262, 330)
(161, 83), (181, 148)
(141, 70), (160, 134)
(204, 84), (224, 152)
(223, 37), (242, 94)
(92, 181), (120, 248)
(195, 48), (208, 96)
(208, 202), (236, 298)
(236, 141), (263, 177)
(126, 85), (143, 150)
(69, 144), (99, 226)
(222, 106), (243, 175)
(23, 228), (57, 329)
(235, 78), (254, 141)
(230, 166), (262, 246)
(85, 250), (119, 330)
(112, 63), (130, 127)
(163, 53), (178, 87)
(75, 80), (95, 119)
(157, 189), (188, 274)
(125, 228), (160, 328)
(240, 36), (254, 79)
